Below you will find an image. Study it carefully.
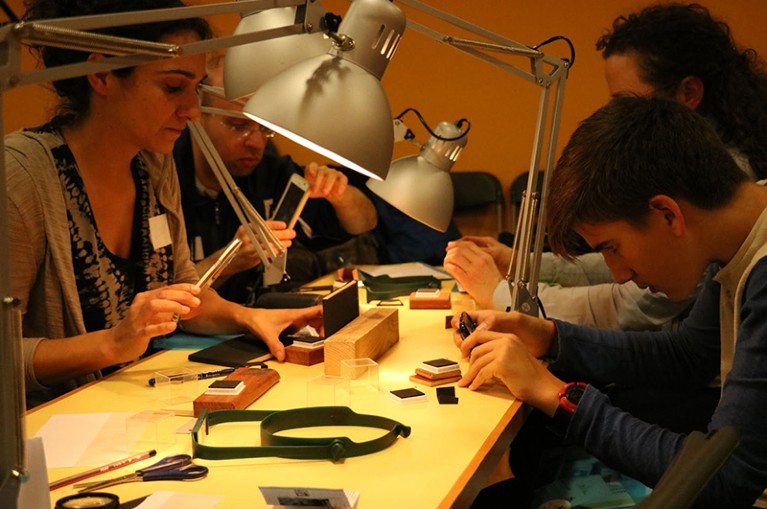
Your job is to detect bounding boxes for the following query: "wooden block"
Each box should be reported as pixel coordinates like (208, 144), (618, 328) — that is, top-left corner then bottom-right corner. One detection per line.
(284, 345), (324, 366)
(409, 290), (452, 309)
(414, 367), (462, 380)
(410, 374), (462, 387)
(193, 367), (279, 417)
(337, 267), (359, 281)
(324, 308), (399, 376)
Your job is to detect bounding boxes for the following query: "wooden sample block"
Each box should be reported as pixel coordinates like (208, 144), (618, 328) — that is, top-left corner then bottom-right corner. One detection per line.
(409, 290), (452, 309)
(410, 374), (462, 387)
(324, 308), (399, 376)
(284, 345), (324, 366)
(193, 367), (279, 417)
(414, 367), (461, 380)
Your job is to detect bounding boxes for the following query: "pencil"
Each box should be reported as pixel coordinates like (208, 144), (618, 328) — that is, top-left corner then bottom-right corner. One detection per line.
(49, 449), (157, 490)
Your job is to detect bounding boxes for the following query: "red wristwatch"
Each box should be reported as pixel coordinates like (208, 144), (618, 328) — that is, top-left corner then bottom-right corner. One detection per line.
(553, 382), (587, 430)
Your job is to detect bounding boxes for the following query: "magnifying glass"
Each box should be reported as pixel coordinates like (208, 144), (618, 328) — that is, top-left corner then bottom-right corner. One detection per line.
(55, 492), (119, 509)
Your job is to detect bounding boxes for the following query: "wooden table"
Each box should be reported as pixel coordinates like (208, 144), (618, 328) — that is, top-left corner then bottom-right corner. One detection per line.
(30, 280), (526, 508)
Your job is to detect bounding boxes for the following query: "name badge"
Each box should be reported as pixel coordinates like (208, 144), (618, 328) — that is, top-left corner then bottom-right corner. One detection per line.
(149, 214), (172, 250)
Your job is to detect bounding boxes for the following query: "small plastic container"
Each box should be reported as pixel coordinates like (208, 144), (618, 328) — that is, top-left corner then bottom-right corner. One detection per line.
(306, 375), (350, 407)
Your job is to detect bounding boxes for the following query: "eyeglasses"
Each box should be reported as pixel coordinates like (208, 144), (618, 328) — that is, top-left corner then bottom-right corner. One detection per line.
(217, 118), (275, 139)
(200, 105), (275, 139)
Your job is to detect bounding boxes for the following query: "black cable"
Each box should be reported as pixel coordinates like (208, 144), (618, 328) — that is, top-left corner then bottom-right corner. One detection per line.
(533, 35), (576, 69)
(393, 108), (470, 141)
(0, 0), (19, 22)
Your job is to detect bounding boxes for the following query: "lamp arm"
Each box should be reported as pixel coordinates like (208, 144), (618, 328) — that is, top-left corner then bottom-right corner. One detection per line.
(2, 0), (331, 90)
(392, 0), (570, 316)
(187, 121), (288, 286)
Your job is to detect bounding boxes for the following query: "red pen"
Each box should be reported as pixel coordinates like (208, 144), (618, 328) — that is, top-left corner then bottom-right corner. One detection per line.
(49, 449), (157, 490)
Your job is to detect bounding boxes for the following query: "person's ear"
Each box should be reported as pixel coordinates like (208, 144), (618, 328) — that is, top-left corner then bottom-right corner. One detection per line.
(648, 195), (686, 237)
(676, 76), (704, 110)
(85, 53), (110, 97)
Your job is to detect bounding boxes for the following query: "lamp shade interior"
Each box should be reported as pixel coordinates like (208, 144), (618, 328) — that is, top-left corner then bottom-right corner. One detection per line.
(243, 54), (394, 180)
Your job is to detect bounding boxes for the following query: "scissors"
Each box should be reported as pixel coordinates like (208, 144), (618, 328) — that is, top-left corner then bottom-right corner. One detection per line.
(75, 454), (208, 493)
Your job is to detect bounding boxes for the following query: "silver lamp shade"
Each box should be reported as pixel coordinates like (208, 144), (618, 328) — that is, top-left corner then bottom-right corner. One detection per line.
(224, 6), (331, 100)
(367, 121), (468, 231)
(242, 0), (406, 180)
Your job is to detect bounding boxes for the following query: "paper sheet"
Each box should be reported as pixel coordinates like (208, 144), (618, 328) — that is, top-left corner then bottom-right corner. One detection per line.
(35, 413), (143, 468)
(136, 491), (223, 509)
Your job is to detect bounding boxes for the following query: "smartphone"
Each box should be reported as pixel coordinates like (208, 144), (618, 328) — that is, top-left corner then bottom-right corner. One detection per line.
(458, 311), (477, 340)
(271, 173), (310, 229)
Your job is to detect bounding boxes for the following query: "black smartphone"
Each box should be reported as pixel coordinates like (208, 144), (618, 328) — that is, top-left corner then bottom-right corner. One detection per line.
(271, 173), (310, 229)
(458, 311), (477, 340)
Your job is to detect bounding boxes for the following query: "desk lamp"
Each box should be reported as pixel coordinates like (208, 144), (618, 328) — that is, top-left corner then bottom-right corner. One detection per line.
(367, 109), (470, 232)
(223, 6), (335, 100)
(241, 0), (405, 180)
(384, 0), (569, 317)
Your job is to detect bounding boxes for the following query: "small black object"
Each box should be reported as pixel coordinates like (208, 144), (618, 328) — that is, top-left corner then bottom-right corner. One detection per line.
(208, 380), (241, 390)
(188, 334), (271, 367)
(437, 387), (459, 405)
(423, 358), (457, 368)
(458, 312), (477, 340)
(390, 388), (425, 399)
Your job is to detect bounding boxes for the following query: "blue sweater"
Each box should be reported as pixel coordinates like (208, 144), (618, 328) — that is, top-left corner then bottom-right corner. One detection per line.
(551, 258), (767, 508)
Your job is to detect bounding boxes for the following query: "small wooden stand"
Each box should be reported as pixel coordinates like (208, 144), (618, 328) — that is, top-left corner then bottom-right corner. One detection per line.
(409, 290), (452, 309)
(410, 367), (462, 387)
(324, 308), (399, 376)
(284, 345), (324, 366)
(193, 367), (279, 417)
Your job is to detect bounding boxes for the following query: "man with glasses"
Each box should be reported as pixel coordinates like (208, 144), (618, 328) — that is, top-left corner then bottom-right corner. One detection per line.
(173, 54), (378, 304)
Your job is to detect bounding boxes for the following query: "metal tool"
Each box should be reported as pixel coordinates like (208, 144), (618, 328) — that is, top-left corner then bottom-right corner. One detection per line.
(74, 454), (208, 492)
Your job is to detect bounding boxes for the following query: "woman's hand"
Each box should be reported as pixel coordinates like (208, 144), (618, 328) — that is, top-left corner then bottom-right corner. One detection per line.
(240, 305), (324, 361)
(106, 284), (201, 363)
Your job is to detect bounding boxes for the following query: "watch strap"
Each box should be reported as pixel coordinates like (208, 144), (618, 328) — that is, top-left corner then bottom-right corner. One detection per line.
(553, 382), (588, 431)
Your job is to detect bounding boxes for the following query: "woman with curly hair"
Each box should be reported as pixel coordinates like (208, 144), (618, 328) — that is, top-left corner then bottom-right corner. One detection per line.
(598, 2), (767, 179)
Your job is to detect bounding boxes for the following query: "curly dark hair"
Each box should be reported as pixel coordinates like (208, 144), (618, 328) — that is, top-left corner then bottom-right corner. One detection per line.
(596, 3), (767, 179)
(22, 0), (212, 126)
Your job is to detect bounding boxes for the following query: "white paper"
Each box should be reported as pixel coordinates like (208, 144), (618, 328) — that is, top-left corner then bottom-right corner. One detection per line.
(136, 491), (223, 509)
(149, 214), (172, 250)
(260, 487), (359, 508)
(34, 412), (135, 467)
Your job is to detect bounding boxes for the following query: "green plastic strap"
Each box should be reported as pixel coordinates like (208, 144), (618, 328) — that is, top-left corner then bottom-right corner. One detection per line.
(359, 273), (440, 301)
(191, 406), (411, 463)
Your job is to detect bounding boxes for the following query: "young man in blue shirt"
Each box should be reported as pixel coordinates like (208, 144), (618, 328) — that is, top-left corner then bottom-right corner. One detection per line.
(457, 96), (767, 507)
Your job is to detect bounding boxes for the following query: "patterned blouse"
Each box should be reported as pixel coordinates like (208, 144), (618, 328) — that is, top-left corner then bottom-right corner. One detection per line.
(33, 124), (175, 332)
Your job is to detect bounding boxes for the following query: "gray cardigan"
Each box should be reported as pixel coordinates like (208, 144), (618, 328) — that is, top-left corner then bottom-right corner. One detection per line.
(5, 129), (198, 398)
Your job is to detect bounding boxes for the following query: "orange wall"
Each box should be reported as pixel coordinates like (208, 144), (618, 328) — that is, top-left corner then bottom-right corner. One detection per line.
(4, 0), (767, 209)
